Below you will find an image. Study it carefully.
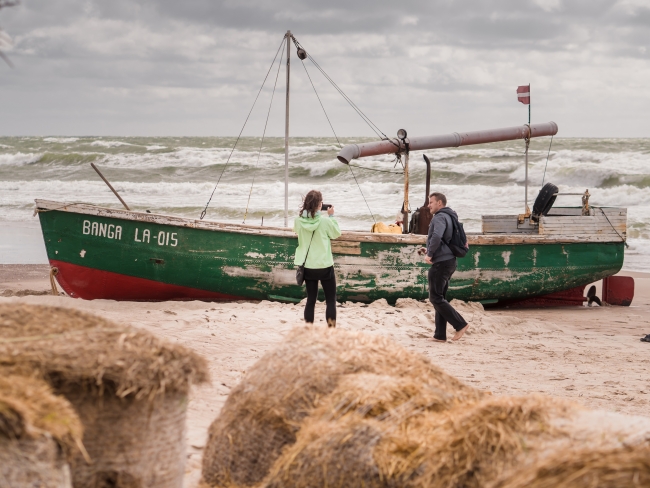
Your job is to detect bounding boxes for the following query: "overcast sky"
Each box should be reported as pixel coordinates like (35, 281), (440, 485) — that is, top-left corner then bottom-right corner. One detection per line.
(0, 0), (648, 137)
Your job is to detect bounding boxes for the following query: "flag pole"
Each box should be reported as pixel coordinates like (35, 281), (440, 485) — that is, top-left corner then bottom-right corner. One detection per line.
(284, 30), (291, 228)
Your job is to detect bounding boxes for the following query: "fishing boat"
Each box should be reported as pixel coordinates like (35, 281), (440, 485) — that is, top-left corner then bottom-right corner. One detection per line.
(35, 31), (627, 304)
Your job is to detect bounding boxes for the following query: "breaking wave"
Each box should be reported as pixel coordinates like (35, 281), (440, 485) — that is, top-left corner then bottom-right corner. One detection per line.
(43, 137), (79, 143)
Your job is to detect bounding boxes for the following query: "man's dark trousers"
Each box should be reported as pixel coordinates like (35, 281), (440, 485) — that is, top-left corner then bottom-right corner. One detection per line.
(428, 257), (467, 340)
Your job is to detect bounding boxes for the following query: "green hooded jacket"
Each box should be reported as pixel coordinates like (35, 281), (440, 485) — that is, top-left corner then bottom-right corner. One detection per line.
(293, 211), (342, 268)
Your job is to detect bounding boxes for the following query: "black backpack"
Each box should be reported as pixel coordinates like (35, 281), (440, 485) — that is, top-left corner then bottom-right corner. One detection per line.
(437, 208), (469, 258)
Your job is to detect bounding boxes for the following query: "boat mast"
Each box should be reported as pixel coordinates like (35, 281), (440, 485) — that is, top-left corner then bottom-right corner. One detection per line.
(284, 30), (291, 227)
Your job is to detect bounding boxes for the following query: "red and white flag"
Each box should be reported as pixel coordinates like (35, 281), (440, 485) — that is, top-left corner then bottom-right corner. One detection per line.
(517, 85), (530, 105)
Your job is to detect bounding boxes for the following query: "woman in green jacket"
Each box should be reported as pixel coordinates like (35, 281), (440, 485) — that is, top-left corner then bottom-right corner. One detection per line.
(294, 190), (341, 327)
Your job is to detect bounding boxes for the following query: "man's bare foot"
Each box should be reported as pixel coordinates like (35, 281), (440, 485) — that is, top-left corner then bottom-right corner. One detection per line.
(432, 338), (447, 343)
(452, 324), (470, 341)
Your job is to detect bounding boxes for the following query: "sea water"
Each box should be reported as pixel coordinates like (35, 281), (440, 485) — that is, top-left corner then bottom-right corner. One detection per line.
(1, 136), (649, 270)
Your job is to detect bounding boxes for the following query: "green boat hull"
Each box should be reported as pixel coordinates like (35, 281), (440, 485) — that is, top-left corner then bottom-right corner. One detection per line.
(36, 201), (624, 303)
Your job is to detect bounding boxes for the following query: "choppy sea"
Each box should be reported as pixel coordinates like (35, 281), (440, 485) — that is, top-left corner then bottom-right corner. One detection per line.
(1, 136), (649, 270)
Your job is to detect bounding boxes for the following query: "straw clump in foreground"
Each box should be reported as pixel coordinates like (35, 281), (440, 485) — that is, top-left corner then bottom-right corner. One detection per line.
(400, 395), (570, 488)
(493, 444), (650, 488)
(0, 303), (209, 399)
(202, 326), (650, 488)
(0, 372), (83, 488)
(201, 326), (485, 487)
(0, 303), (210, 488)
(263, 394), (570, 488)
(263, 415), (387, 488)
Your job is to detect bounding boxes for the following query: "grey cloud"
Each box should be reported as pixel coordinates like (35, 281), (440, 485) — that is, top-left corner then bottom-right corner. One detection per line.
(0, 0), (648, 137)
(5, 0), (644, 60)
(18, 0), (626, 43)
(137, 0), (625, 45)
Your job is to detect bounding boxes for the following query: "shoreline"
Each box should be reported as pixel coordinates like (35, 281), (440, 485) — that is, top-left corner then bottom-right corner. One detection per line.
(3, 263), (650, 295)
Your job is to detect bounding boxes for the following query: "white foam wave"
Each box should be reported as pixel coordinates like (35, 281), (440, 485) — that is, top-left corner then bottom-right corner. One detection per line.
(85, 146), (244, 169)
(551, 148), (650, 171)
(89, 140), (136, 148)
(0, 143), (13, 149)
(43, 137), (79, 143)
(296, 160), (342, 176)
(581, 185), (650, 207)
(622, 238), (650, 272)
(288, 143), (341, 155)
(520, 149), (650, 186)
(411, 147), (525, 161)
(435, 160), (521, 174)
(146, 145), (167, 151)
(0, 152), (42, 166)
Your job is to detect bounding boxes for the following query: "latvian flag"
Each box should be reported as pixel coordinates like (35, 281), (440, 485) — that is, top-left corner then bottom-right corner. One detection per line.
(517, 85), (530, 105)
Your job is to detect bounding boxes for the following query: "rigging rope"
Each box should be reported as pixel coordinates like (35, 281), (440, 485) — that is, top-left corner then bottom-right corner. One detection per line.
(243, 40), (285, 223)
(199, 36), (287, 220)
(292, 37), (395, 146)
(349, 164), (403, 175)
(594, 206), (630, 248)
(49, 267), (60, 296)
(541, 135), (554, 186)
(295, 40), (378, 223)
(299, 58), (402, 174)
(299, 57), (342, 149)
(348, 164), (377, 224)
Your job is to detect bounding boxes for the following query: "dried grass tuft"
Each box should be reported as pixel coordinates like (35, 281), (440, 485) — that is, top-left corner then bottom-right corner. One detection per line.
(201, 326), (484, 487)
(313, 372), (457, 420)
(402, 395), (572, 488)
(493, 444), (650, 488)
(202, 325), (650, 488)
(263, 415), (387, 488)
(0, 303), (210, 399)
(1, 303), (210, 487)
(262, 395), (571, 488)
(0, 372), (82, 455)
(260, 372), (465, 488)
(0, 371), (83, 487)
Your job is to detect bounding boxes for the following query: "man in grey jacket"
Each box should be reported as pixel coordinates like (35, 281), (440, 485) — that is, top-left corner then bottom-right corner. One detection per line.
(422, 192), (469, 342)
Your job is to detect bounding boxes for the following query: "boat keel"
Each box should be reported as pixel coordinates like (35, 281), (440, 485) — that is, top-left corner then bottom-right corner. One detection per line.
(49, 260), (248, 302)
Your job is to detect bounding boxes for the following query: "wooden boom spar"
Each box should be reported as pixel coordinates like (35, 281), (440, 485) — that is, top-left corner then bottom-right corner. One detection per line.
(336, 121), (558, 164)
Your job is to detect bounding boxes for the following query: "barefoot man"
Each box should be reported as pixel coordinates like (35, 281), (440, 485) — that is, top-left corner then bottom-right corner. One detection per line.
(421, 192), (469, 342)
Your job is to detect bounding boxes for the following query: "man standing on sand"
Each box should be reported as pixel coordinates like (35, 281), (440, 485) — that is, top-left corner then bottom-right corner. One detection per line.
(421, 192), (469, 342)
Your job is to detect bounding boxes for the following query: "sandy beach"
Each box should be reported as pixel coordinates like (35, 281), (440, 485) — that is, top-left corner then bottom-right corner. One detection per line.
(1, 264), (649, 487)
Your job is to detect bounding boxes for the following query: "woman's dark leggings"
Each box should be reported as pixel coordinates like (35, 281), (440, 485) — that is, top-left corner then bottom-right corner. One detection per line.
(304, 276), (337, 327)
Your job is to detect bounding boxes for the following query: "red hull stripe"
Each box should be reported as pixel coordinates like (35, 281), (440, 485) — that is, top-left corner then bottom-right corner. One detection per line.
(50, 260), (248, 301)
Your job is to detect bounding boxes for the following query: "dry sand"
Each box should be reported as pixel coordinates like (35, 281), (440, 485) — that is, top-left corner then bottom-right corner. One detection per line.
(1, 265), (649, 487)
